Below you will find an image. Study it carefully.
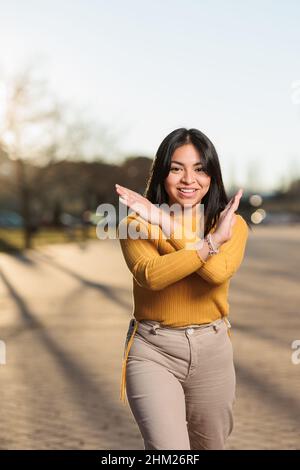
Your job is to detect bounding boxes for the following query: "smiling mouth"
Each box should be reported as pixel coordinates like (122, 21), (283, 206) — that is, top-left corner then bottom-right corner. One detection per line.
(177, 188), (198, 195)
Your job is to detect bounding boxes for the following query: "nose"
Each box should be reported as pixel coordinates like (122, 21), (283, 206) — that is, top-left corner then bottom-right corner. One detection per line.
(181, 170), (195, 184)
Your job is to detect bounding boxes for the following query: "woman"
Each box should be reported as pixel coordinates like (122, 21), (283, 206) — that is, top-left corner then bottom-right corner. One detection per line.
(115, 128), (250, 450)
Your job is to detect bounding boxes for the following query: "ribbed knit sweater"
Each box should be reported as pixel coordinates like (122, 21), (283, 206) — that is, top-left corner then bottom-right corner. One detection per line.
(118, 211), (249, 403)
(117, 211), (249, 327)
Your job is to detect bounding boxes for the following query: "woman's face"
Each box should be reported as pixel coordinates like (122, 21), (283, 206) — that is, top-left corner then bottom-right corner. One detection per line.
(164, 144), (211, 211)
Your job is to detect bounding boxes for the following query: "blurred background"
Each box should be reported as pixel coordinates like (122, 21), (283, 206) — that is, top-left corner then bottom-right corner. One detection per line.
(0, 0), (299, 450)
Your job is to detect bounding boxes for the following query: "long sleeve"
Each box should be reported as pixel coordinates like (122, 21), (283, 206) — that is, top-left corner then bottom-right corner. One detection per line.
(166, 214), (249, 285)
(117, 215), (205, 291)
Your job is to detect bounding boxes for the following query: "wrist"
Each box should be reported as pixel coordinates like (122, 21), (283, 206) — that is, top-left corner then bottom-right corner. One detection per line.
(210, 232), (223, 249)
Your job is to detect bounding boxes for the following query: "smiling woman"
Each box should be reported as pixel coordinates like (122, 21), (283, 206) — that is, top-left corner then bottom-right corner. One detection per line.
(116, 127), (250, 451)
(143, 128), (239, 237)
(164, 144), (211, 204)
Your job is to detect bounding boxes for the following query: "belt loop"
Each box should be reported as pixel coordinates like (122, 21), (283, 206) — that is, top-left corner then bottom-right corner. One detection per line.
(151, 324), (160, 335)
(223, 316), (231, 329)
(212, 323), (219, 333)
(222, 316), (232, 340)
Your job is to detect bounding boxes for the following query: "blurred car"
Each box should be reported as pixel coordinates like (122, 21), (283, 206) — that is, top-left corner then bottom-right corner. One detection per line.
(0, 210), (23, 228)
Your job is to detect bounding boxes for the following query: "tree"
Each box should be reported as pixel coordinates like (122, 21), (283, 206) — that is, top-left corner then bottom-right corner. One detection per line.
(0, 65), (119, 248)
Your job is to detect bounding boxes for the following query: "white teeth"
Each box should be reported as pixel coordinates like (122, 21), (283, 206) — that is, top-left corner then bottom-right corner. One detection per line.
(179, 189), (196, 193)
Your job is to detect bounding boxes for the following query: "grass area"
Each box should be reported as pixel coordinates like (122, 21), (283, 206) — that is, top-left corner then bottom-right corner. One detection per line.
(0, 226), (99, 253)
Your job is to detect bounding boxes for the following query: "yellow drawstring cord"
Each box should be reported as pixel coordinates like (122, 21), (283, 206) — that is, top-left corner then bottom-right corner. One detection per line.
(120, 321), (138, 404)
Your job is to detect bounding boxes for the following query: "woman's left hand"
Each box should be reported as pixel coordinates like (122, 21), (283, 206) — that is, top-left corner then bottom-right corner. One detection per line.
(115, 184), (162, 226)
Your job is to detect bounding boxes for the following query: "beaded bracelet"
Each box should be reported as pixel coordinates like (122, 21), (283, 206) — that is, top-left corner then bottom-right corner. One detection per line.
(205, 233), (219, 255)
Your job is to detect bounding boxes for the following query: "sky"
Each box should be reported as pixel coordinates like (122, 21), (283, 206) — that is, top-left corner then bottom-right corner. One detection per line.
(0, 0), (300, 191)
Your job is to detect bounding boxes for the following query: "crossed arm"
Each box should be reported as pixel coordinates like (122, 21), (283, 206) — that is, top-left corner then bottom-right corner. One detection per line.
(117, 214), (249, 291)
(165, 214), (249, 285)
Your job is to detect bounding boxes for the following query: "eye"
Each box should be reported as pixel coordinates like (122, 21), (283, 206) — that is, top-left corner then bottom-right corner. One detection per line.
(170, 166), (207, 174)
(196, 167), (208, 174)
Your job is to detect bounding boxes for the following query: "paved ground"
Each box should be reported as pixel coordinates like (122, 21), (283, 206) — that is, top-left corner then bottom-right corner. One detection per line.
(0, 224), (299, 450)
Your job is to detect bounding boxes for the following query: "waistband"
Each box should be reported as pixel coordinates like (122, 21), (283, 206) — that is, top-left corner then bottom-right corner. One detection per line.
(120, 316), (232, 404)
(138, 317), (230, 334)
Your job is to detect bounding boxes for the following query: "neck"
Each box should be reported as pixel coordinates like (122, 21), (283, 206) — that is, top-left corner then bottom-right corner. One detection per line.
(169, 204), (201, 218)
(167, 204), (202, 235)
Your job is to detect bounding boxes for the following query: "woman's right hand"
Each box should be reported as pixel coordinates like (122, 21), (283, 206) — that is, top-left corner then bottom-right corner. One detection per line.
(211, 188), (244, 247)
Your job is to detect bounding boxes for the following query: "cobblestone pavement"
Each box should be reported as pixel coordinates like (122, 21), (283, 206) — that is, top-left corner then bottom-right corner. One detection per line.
(0, 225), (299, 449)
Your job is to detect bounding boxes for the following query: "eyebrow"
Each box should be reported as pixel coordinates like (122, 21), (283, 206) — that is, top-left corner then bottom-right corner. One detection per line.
(171, 161), (203, 166)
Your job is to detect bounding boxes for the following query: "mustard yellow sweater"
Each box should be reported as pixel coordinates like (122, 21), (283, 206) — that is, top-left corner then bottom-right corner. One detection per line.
(117, 211), (249, 403)
(117, 211), (249, 327)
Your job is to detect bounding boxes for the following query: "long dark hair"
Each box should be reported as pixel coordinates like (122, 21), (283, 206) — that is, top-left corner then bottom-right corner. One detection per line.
(144, 128), (248, 237)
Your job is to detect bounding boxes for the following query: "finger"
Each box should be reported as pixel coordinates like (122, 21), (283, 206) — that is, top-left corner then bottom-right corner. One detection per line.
(233, 188), (243, 204)
(227, 188), (243, 207)
(115, 184), (126, 193)
(227, 198), (234, 208)
(228, 188), (243, 207)
(119, 196), (129, 205)
(116, 184), (137, 196)
(222, 197), (238, 218)
(117, 190), (130, 202)
(228, 193), (242, 214)
(233, 188), (243, 203)
(221, 198), (234, 214)
(115, 184), (135, 197)
(116, 186), (137, 202)
(115, 185), (126, 195)
(120, 188), (140, 203)
(127, 189), (142, 200)
(226, 194), (236, 208)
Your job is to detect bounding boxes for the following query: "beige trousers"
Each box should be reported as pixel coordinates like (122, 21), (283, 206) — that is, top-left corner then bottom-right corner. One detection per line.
(123, 317), (236, 450)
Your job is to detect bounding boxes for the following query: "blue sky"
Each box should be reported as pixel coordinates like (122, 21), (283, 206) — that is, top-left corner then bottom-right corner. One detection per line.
(1, 0), (300, 191)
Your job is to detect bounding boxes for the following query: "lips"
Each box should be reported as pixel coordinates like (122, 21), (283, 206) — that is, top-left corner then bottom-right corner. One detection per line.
(177, 188), (198, 198)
